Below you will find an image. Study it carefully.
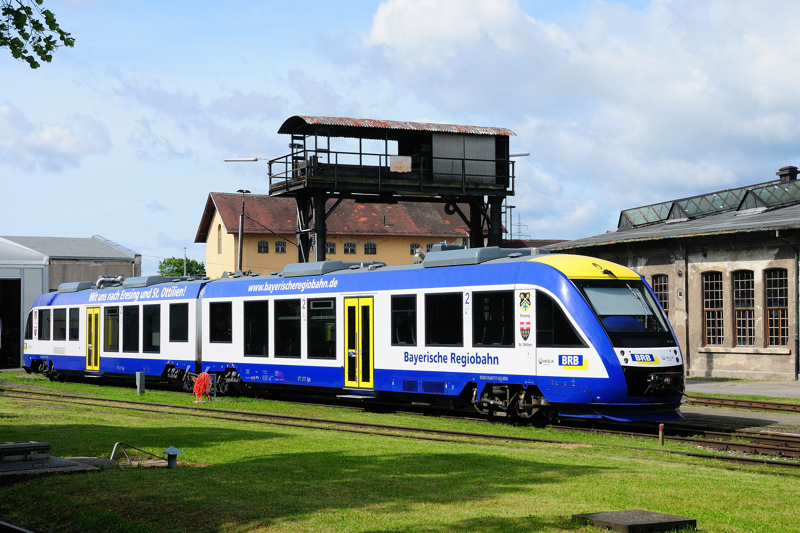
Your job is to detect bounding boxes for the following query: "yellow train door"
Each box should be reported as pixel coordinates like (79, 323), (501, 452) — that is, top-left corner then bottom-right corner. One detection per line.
(344, 297), (373, 389)
(86, 307), (100, 371)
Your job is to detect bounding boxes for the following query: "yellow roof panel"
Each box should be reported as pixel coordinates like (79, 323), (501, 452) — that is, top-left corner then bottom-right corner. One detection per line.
(528, 254), (641, 280)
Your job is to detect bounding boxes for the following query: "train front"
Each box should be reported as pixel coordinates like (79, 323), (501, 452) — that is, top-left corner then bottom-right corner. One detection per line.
(525, 255), (684, 421)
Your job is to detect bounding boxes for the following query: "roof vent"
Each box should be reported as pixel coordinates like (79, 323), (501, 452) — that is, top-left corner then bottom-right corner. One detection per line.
(777, 166), (799, 182)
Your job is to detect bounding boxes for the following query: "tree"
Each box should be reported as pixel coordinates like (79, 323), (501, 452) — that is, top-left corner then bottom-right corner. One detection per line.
(158, 257), (206, 277)
(1, 0), (74, 68)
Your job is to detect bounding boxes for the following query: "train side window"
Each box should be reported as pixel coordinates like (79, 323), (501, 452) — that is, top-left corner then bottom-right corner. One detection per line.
(209, 302), (233, 343)
(473, 291), (513, 347)
(274, 299), (301, 358)
(24, 312), (32, 340)
(308, 298), (336, 359)
(123, 305), (140, 352)
(536, 292), (585, 347)
(425, 293), (462, 346)
(391, 295), (416, 346)
(143, 304), (160, 353)
(53, 309), (67, 341)
(244, 300), (269, 357)
(169, 303), (189, 342)
(69, 308), (79, 341)
(104, 307), (119, 352)
(38, 309), (50, 341)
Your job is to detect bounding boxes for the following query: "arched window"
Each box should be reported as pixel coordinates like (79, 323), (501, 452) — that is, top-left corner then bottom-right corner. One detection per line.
(703, 272), (724, 345)
(732, 270), (755, 346)
(217, 224), (222, 254)
(766, 268), (789, 346)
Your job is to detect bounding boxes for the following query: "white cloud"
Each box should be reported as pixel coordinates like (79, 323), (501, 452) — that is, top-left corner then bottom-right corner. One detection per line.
(0, 103), (111, 171)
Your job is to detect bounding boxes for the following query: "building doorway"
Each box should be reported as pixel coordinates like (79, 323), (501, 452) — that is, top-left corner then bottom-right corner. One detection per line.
(0, 279), (21, 368)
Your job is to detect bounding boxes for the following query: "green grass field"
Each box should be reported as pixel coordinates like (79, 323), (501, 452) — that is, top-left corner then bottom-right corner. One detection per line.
(1, 372), (799, 532)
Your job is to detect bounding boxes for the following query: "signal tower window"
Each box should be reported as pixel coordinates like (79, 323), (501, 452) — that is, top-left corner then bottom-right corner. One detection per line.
(122, 305), (140, 353)
(364, 243), (377, 255)
(276, 241), (287, 254)
(53, 308), (67, 341)
(209, 302), (233, 343)
(766, 268), (789, 346)
(536, 292), (584, 347)
(425, 293), (462, 346)
(703, 272), (724, 345)
(651, 275), (669, 316)
(308, 298), (336, 359)
(38, 309), (51, 341)
(344, 243), (356, 255)
(169, 303), (189, 342)
(143, 304), (160, 353)
(69, 308), (79, 341)
(473, 291), (513, 347)
(274, 299), (301, 358)
(258, 241), (269, 253)
(733, 270), (755, 346)
(391, 295), (417, 346)
(244, 300), (269, 357)
(104, 307), (119, 352)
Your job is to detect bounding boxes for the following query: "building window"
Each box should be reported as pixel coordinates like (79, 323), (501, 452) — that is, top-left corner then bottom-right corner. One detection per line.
(426, 244), (434, 253)
(344, 242), (356, 255)
(733, 270), (755, 346)
(766, 268), (789, 346)
(258, 241), (269, 253)
(326, 242), (336, 255)
(703, 272), (724, 345)
(410, 243), (420, 255)
(462, 237), (469, 248)
(364, 242), (376, 255)
(275, 241), (286, 254)
(217, 224), (222, 254)
(651, 275), (669, 316)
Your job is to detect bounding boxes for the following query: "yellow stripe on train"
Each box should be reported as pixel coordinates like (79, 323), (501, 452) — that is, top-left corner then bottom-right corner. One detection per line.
(529, 254), (641, 280)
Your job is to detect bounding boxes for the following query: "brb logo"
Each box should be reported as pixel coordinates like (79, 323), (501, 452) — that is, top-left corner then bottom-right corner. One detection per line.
(632, 353), (659, 364)
(559, 354), (587, 370)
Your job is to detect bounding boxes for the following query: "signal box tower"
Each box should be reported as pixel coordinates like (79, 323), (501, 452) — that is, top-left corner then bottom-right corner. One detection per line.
(268, 116), (517, 262)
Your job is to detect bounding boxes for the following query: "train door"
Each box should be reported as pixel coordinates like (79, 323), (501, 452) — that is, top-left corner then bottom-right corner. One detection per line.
(344, 297), (373, 389)
(86, 307), (99, 371)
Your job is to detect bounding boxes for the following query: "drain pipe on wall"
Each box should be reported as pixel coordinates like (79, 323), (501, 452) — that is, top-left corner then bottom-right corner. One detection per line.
(776, 230), (799, 381)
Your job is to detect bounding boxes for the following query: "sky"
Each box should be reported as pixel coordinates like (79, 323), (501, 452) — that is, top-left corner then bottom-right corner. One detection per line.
(3, 0), (800, 274)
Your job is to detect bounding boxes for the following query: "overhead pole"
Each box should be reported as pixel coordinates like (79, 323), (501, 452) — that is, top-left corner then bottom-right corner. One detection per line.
(237, 189), (250, 272)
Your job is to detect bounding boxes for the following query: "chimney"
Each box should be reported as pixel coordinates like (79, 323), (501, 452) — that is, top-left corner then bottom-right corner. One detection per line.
(777, 166), (799, 182)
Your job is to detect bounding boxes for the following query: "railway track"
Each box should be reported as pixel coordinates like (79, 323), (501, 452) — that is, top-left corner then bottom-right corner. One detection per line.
(686, 395), (800, 413)
(3, 387), (800, 473)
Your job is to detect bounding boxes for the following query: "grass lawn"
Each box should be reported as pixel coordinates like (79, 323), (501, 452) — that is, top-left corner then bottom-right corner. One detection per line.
(1, 373), (799, 532)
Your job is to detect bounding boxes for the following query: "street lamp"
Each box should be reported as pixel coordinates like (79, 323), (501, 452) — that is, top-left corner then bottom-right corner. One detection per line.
(237, 189), (250, 272)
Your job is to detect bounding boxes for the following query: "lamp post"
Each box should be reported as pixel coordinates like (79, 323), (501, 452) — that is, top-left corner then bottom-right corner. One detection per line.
(183, 247), (187, 276)
(237, 189), (250, 272)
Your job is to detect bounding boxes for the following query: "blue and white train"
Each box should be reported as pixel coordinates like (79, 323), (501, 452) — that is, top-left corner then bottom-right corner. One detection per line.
(22, 245), (684, 421)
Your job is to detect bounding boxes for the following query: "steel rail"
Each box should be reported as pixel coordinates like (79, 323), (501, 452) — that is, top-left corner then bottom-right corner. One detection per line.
(3, 388), (800, 472)
(687, 396), (800, 413)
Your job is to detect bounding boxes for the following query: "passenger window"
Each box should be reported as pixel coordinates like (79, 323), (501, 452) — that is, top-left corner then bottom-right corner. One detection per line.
(473, 291), (513, 347)
(391, 295), (416, 346)
(104, 307), (119, 352)
(123, 305), (140, 352)
(143, 304), (160, 353)
(209, 302), (232, 343)
(69, 308), (79, 341)
(425, 293), (462, 346)
(536, 291), (585, 347)
(169, 303), (189, 342)
(274, 299), (301, 358)
(308, 298), (336, 359)
(53, 308), (67, 341)
(38, 309), (51, 341)
(24, 312), (32, 340)
(244, 300), (269, 357)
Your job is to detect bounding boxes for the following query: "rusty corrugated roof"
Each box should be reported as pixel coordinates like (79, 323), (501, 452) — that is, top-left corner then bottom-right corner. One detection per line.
(278, 115), (515, 137)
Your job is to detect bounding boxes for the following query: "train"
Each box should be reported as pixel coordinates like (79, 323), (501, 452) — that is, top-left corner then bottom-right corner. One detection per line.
(22, 244), (685, 422)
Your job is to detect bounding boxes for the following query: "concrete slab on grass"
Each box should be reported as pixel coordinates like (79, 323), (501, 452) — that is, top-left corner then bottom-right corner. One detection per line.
(573, 509), (696, 533)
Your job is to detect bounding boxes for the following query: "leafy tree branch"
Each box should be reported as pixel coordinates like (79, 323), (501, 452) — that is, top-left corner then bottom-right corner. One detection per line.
(1, 0), (74, 68)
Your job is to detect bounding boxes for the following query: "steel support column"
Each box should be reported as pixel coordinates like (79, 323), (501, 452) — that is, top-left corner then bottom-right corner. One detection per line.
(469, 198), (484, 248)
(296, 194), (313, 263)
(488, 196), (504, 247)
(313, 192), (328, 262)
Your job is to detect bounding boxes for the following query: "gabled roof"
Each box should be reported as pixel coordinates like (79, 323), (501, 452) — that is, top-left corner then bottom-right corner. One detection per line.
(1, 235), (140, 261)
(0, 237), (48, 265)
(194, 193), (471, 243)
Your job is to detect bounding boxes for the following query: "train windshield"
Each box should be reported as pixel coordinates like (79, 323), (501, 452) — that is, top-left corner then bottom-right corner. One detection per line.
(574, 279), (675, 348)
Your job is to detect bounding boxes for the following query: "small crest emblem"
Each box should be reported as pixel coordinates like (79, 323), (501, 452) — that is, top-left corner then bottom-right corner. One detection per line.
(520, 321), (531, 341)
(519, 292), (531, 312)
